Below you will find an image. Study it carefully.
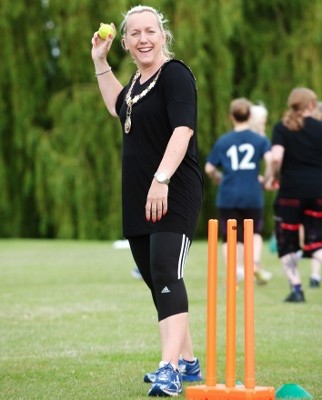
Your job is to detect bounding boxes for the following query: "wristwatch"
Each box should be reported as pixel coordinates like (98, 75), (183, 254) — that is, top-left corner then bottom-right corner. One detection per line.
(154, 172), (170, 185)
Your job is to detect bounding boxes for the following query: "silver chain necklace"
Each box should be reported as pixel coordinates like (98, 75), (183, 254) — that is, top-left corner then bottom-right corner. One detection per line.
(124, 66), (163, 134)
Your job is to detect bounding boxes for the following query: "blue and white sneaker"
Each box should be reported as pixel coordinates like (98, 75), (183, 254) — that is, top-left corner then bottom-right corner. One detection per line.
(144, 357), (202, 383)
(148, 363), (182, 397)
(178, 357), (202, 382)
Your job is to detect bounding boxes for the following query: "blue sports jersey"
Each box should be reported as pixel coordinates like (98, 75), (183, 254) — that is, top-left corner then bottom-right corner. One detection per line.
(207, 129), (271, 208)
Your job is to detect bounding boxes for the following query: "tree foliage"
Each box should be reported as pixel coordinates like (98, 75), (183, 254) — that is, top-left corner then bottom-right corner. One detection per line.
(1, 0), (322, 239)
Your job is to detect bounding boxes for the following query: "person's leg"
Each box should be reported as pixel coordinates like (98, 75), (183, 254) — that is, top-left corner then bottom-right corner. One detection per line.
(159, 312), (188, 367)
(302, 198), (322, 288)
(145, 232), (201, 395)
(144, 315), (200, 384)
(221, 241), (244, 281)
(280, 252), (302, 285)
(150, 232), (192, 367)
(274, 197), (304, 301)
(128, 235), (156, 307)
(179, 322), (194, 361)
(250, 209), (273, 284)
(130, 233), (201, 388)
(147, 232), (197, 395)
(311, 249), (322, 286)
(128, 235), (150, 281)
(253, 233), (263, 267)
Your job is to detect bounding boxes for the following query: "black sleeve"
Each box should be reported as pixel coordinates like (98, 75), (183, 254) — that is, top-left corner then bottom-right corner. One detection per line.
(160, 60), (197, 131)
(115, 86), (126, 116)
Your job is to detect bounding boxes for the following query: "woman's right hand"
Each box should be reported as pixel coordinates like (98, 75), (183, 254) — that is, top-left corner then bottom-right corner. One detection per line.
(91, 23), (115, 63)
(145, 180), (169, 223)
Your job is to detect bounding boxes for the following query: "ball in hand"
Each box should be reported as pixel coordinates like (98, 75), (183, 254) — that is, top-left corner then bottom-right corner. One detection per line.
(98, 23), (116, 40)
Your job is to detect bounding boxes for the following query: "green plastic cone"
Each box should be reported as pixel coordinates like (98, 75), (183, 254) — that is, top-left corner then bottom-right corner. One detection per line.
(276, 383), (313, 399)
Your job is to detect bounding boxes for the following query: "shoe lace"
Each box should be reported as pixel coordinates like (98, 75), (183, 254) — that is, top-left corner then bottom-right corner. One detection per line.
(157, 364), (176, 381)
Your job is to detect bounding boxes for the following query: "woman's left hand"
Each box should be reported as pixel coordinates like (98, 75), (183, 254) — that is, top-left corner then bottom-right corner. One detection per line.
(145, 180), (169, 222)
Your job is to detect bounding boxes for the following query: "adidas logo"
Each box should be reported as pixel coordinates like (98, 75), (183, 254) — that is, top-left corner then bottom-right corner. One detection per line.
(161, 286), (171, 294)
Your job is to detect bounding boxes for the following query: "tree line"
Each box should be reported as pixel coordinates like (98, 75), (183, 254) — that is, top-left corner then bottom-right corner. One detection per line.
(1, 0), (321, 239)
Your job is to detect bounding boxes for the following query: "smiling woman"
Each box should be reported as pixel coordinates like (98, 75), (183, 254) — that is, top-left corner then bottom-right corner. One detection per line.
(119, 5), (174, 67)
(91, 5), (203, 397)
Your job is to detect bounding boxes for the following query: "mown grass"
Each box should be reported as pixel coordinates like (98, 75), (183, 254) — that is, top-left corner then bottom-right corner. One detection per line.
(0, 239), (321, 399)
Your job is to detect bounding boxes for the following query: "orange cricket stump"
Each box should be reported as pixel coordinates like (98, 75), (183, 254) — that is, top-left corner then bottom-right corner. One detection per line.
(244, 219), (255, 389)
(185, 219), (275, 400)
(225, 219), (237, 388)
(205, 219), (218, 387)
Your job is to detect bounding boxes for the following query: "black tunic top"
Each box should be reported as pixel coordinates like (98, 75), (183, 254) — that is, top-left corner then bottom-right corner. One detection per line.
(272, 117), (322, 198)
(115, 60), (203, 239)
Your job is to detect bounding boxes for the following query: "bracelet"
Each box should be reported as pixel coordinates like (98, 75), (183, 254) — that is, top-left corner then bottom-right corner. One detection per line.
(95, 67), (112, 76)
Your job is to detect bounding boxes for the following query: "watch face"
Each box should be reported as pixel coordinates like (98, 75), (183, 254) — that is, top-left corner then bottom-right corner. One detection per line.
(155, 172), (170, 184)
(158, 173), (166, 182)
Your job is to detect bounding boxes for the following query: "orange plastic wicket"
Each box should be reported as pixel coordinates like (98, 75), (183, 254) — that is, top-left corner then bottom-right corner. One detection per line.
(226, 219), (237, 388)
(244, 219), (255, 389)
(205, 219), (218, 387)
(185, 219), (275, 400)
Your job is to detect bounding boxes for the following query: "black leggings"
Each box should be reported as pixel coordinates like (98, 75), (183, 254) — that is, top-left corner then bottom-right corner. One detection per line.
(128, 232), (191, 321)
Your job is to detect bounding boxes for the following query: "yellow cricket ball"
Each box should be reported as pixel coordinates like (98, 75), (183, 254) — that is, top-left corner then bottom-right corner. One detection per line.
(98, 23), (116, 40)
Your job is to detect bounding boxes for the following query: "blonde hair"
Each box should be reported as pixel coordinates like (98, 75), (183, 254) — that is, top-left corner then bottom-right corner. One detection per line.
(249, 103), (268, 135)
(313, 101), (322, 121)
(283, 87), (318, 131)
(229, 98), (252, 122)
(120, 5), (174, 59)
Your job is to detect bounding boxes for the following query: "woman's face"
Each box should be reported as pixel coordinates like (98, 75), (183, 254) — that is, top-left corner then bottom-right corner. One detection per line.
(123, 11), (166, 68)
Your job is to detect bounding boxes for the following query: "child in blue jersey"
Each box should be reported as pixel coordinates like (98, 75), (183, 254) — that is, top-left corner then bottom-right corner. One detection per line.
(205, 98), (272, 284)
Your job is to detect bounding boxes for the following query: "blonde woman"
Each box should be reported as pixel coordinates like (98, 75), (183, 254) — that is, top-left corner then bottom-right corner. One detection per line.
(91, 5), (203, 396)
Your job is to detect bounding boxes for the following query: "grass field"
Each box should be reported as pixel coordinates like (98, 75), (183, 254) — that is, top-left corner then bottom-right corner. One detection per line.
(0, 239), (321, 399)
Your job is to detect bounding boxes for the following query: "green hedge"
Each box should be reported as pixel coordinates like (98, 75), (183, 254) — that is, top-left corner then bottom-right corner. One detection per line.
(1, 0), (321, 239)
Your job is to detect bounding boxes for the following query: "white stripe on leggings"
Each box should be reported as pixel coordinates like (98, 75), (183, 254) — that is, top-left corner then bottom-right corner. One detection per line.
(177, 234), (190, 279)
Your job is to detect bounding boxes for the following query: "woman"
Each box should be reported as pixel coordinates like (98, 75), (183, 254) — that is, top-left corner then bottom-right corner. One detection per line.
(91, 5), (203, 397)
(267, 87), (322, 302)
(205, 98), (272, 285)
